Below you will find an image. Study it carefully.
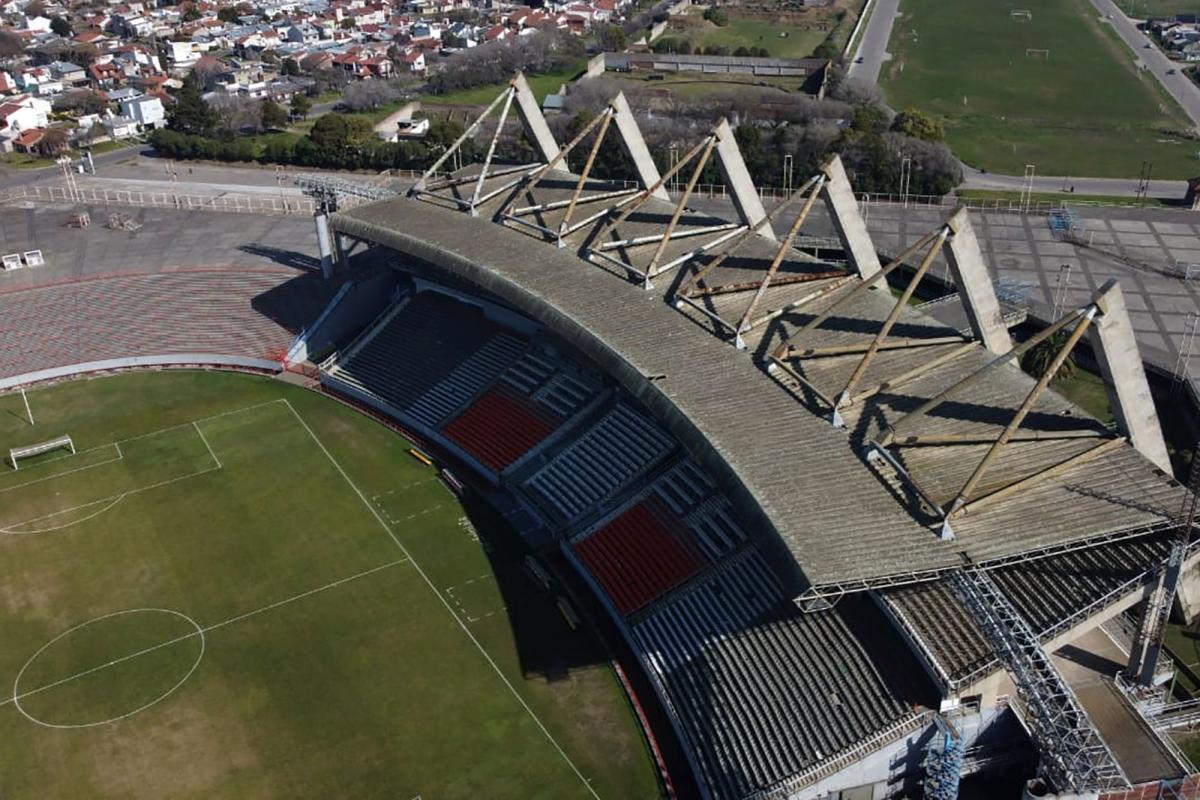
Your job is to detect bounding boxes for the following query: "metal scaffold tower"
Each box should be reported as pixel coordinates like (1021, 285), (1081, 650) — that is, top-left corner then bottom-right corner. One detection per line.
(923, 714), (965, 800)
(1126, 446), (1200, 687)
(293, 174), (398, 279)
(949, 567), (1129, 793)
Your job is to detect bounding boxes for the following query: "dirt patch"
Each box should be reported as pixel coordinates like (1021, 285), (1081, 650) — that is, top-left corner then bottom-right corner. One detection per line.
(89, 695), (262, 797)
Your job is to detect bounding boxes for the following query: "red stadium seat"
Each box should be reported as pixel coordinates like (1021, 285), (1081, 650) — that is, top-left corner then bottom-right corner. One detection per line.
(442, 386), (561, 471)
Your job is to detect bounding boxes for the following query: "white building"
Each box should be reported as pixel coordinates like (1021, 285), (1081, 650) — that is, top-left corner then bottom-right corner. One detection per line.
(119, 94), (165, 130)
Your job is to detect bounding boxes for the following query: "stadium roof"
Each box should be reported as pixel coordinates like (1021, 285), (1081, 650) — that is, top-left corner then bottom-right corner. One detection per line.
(332, 170), (1186, 597)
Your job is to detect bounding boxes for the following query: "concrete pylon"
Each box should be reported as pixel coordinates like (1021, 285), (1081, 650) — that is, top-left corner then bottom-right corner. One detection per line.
(1090, 279), (1172, 473)
(610, 92), (669, 202)
(510, 72), (560, 164)
(315, 211), (334, 279)
(943, 206), (1014, 356)
(818, 155), (881, 280)
(713, 119), (775, 241)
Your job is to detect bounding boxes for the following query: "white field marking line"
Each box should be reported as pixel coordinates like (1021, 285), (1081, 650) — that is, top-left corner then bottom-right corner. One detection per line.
(13, 608), (206, 730)
(370, 476), (439, 501)
(193, 421), (222, 469)
(0, 444), (124, 495)
(0, 400), (286, 534)
(0, 465), (221, 534)
(2, 558), (409, 711)
(280, 399), (601, 800)
(3, 495), (127, 535)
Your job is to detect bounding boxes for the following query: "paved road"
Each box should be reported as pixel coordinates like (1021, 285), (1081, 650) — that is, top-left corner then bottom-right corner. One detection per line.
(960, 165), (1187, 198)
(847, 0), (901, 86)
(1088, 0), (1200, 129)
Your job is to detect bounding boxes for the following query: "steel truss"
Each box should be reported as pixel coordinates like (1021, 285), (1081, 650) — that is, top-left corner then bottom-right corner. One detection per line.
(851, 279), (1132, 540)
(408, 74), (553, 215)
(793, 518), (1177, 610)
(949, 567), (1129, 793)
(672, 171), (848, 349)
(1126, 446), (1200, 686)
(294, 173), (397, 213)
(495, 98), (647, 246)
(582, 120), (737, 290)
(768, 221), (973, 421)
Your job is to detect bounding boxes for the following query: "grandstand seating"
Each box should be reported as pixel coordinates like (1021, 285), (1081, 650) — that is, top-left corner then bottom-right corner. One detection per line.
(574, 498), (705, 615)
(0, 270), (331, 377)
(330, 292), (526, 429)
(631, 549), (909, 800)
(883, 534), (1175, 685)
(500, 347), (597, 419)
(442, 386), (562, 472)
(523, 401), (675, 523)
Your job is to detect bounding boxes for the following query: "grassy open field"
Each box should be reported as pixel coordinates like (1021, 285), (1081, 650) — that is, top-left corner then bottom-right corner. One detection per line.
(422, 61), (588, 107)
(0, 371), (659, 799)
(673, 12), (829, 58)
(881, 0), (1200, 178)
(1123, 0), (1200, 18)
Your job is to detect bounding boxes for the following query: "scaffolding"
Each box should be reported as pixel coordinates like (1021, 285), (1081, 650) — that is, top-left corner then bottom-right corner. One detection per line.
(923, 714), (965, 800)
(950, 567), (1129, 793)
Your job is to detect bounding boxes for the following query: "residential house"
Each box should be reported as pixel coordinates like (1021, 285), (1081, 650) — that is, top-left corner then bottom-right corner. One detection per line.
(119, 93), (165, 129)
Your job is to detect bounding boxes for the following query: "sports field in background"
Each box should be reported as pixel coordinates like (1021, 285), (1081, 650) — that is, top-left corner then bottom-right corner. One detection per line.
(881, 0), (1200, 178)
(0, 371), (660, 799)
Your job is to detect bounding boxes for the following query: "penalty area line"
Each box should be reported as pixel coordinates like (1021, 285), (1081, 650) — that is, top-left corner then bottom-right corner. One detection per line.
(280, 398), (602, 800)
(3, 558), (409, 709)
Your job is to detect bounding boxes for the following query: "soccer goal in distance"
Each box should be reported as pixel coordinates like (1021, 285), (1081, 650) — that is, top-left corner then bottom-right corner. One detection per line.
(9, 435), (75, 470)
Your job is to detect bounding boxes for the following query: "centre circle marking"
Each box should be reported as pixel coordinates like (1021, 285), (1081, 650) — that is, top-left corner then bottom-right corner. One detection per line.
(12, 607), (206, 729)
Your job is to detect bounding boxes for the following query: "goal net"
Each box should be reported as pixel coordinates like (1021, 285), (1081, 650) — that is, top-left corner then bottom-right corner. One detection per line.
(1026, 48), (1050, 59)
(9, 434), (75, 470)
(1011, 9), (1032, 20)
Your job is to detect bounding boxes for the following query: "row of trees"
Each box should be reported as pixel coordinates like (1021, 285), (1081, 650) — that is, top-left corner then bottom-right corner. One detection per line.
(425, 32), (585, 95)
(650, 37), (773, 57)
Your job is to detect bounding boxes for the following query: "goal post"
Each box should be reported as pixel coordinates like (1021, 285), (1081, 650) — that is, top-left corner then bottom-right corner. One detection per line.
(1011, 9), (1032, 20)
(9, 435), (75, 470)
(1025, 48), (1050, 59)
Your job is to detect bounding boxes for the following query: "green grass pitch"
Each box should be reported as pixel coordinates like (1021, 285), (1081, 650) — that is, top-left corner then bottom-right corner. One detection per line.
(0, 371), (660, 799)
(881, 0), (1200, 178)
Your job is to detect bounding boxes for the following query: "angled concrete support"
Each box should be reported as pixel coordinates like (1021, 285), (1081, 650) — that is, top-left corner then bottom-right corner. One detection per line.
(510, 72), (560, 164)
(713, 119), (775, 241)
(944, 206), (1013, 355)
(611, 92), (668, 202)
(315, 211), (334, 279)
(819, 155), (881, 280)
(1089, 280), (1172, 473)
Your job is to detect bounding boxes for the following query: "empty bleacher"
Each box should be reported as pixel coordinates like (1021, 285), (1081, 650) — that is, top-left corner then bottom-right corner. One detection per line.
(523, 401), (675, 523)
(0, 269), (331, 378)
(631, 550), (909, 800)
(442, 386), (562, 472)
(500, 346), (598, 419)
(329, 292), (526, 429)
(882, 533), (1176, 686)
(574, 498), (705, 615)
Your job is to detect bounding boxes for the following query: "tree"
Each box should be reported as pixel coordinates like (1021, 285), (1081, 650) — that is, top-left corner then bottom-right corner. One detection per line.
(594, 23), (627, 52)
(290, 92), (311, 119)
(260, 98), (288, 130)
(0, 30), (23, 57)
(703, 5), (728, 26)
(850, 104), (888, 135)
(1020, 329), (1077, 383)
(49, 16), (71, 37)
(890, 108), (944, 142)
(216, 6), (240, 23)
(33, 126), (69, 157)
(183, 5), (200, 21)
(167, 72), (218, 136)
(24, 0), (45, 18)
(281, 57), (300, 76)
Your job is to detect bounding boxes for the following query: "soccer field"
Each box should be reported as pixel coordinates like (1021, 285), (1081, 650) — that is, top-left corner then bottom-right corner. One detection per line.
(881, 0), (1200, 178)
(0, 371), (660, 799)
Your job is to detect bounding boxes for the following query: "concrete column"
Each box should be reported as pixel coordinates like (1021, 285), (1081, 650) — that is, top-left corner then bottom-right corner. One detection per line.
(819, 154), (881, 280)
(315, 211), (334, 279)
(510, 72), (560, 164)
(611, 92), (669, 202)
(713, 118), (775, 241)
(334, 232), (351, 266)
(944, 206), (1014, 356)
(1090, 279), (1172, 473)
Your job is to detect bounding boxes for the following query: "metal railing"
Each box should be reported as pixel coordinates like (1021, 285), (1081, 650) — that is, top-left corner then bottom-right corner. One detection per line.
(0, 184), (316, 216)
